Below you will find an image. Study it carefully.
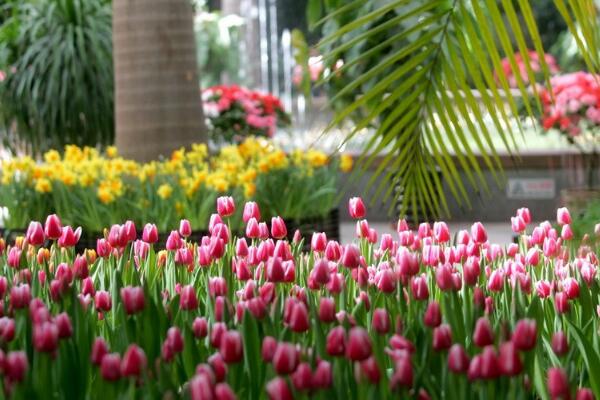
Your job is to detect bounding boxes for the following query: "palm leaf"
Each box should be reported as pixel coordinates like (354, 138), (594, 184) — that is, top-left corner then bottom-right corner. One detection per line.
(317, 0), (600, 221)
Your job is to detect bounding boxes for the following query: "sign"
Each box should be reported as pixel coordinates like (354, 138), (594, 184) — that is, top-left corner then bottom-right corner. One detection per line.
(506, 178), (555, 199)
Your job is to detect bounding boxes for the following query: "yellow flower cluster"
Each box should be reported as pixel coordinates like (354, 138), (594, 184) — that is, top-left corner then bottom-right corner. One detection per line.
(0, 137), (352, 204)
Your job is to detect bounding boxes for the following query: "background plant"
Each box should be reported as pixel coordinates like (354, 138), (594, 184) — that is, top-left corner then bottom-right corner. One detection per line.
(0, 0), (113, 155)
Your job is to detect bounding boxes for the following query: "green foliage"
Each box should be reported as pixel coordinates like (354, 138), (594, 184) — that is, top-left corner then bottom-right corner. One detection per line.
(0, 0), (113, 155)
(194, 9), (244, 88)
(308, 0), (600, 220)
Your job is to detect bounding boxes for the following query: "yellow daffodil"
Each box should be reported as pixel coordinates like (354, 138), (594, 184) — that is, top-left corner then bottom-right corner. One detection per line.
(35, 178), (52, 193)
(157, 184), (173, 199)
(340, 154), (353, 173)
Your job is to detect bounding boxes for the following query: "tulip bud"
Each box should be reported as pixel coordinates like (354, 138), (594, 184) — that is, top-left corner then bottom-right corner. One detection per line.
(411, 275), (429, 300)
(311, 259), (330, 286)
(512, 319), (537, 351)
(292, 362), (313, 391)
(552, 331), (569, 356)
(142, 223), (158, 244)
(498, 341), (523, 376)
(101, 353), (121, 381)
(372, 308), (391, 334)
(215, 383), (236, 400)
(5, 351), (28, 382)
(319, 297), (336, 323)
(359, 356), (381, 384)
(311, 232), (327, 253)
(54, 312), (72, 339)
(179, 219), (192, 238)
(547, 367), (569, 399)
(220, 330), (243, 364)
(10, 284), (31, 309)
(58, 226), (81, 248)
(348, 197), (366, 219)
(424, 301), (441, 328)
(272, 342), (299, 374)
(433, 222), (450, 243)
(96, 238), (112, 258)
(576, 388), (594, 400)
(242, 201), (261, 223)
(555, 292), (570, 314)
(326, 326), (346, 356)
(432, 324), (452, 351)
(217, 196), (235, 217)
(189, 372), (214, 400)
(377, 269), (396, 293)
(121, 344), (146, 377)
(180, 285), (198, 310)
(193, 317), (208, 339)
(0, 317), (15, 342)
(473, 317), (494, 347)
(556, 207), (571, 225)
(511, 216), (526, 233)
(120, 286), (145, 315)
(33, 321), (59, 352)
(26, 221), (45, 246)
(94, 290), (112, 312)
(448, 344), (469, 374)
(91, 337), (109, 366)
(346, 327), (372, 361)
(266, 377), (293, 400)
(390, 357), (413, 390)
(210, 322), (227, 348)
(44, 214), (62, 240)
(270, 217), (287, 239)
(471, 222), (487, 244)
(435, 263), (454, 291)
(479, 345), (500, 379)
(325, 241), (341, 261)
(340, 244), (361, 269)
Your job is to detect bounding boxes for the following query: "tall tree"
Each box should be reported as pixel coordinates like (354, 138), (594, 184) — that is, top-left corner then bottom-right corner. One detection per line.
(113, 0), (206, 161)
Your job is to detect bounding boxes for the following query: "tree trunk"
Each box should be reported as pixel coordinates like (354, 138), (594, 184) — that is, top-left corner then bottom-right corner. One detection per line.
(113, 0), (206, 162)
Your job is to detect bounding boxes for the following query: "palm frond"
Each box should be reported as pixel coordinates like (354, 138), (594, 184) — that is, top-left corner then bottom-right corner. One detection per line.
(317, 0), (600, 221)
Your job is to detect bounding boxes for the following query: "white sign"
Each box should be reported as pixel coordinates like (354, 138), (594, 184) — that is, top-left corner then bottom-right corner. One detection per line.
(506, 178), (555, 199)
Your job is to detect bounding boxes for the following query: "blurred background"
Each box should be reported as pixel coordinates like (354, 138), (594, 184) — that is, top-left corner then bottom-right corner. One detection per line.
(2, 0), (600, 243)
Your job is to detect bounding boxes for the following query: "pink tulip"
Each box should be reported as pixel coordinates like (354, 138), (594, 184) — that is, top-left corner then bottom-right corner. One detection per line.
(555, 292), (570, 314)
(180, 285), (198, 310)
(390, 356), (413, 390)
(166, 230), (183, 251)
(44, 214), (62, 240)
(448, 344), (470, 373)
(433, 222), (450, 243)
(557, 207), (571, 225)
(551, 331), (569, 356)
(91, 337), (109, 366)
(348, 197), (366, 219)
(372, 308), (391, 334)
(270, 217), (287, 239)
(26, 221), (45, 246)
(513, 319), (537, 351)
(473, 317), (494, 347)
(319, 297), (336, 323)
(5, 351), (27, 383)
(411, 275), (429, 300)
(217, 196), (235, 217)
(432, 324), (452, 351)
(121, 344), (147, 377)
(272, 342), (299, 374)
(33, 321), (59, 352)
(120, 286), (145, 315)
(291, 362), (313, 391)
(562, 277), (580, 299)
(517, 207), (532, 224)
(479, 346), (500, 379)
(10, 284), (31, 309)
(142, 223), (158, 243)
(547, 367), (569, 399)
(193, 317), (208, 339)
(266, 377), (293, 400)
(219, 330), (243, 364)
(511, 216), (526, 233)
(359, 356), (381, 384)
(424, 301), (441, 328)
(179, 219), (192, 238)
(326, 326), (346, 356)
(215, 383), (236, 400)
(471, 222), (487, 244)
(288, 301), (309, 333)
(101, 353), (121, 381)
(242, 201), (261, 223)
(311, 232), (327, 252)
(340, 244), (361, 269)
(54, 312), (72, 338)
(576, 388), (594, 400)
(0, 317), (15, 342)
(261, 336), (278, 362)
(498, 341), (523, 376)
(346, 327), (372, 361)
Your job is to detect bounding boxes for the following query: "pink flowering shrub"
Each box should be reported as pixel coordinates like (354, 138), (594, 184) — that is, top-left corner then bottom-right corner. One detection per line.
(496, 50), (560, 88)
(202, 85), (291, 143)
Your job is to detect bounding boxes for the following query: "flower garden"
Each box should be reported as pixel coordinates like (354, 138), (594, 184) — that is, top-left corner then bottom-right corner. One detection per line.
(0, 197), (595, 399)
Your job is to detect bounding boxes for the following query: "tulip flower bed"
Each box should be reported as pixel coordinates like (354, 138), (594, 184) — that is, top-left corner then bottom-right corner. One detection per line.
(0, 197), (598, 399)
